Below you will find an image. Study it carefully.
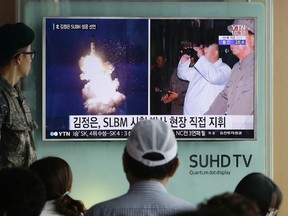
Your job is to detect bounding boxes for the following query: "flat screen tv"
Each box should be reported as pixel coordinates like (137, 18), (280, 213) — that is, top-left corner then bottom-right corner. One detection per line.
(42, 17), (256, 140)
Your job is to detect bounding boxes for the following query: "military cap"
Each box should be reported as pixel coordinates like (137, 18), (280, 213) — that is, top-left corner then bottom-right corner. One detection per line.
(0, 22), (34, 58)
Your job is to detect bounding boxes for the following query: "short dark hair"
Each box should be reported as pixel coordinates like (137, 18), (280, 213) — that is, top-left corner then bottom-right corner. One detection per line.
(197, 192), (260, 216)
(234, 172), (282, 216)
(176, 192), (260, 216)
(123, 148), (177, 180)
(0, 167), (46, 216)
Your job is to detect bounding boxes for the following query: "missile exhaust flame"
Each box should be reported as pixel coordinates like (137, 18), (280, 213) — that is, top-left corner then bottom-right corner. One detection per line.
(79, 36), (126, 115)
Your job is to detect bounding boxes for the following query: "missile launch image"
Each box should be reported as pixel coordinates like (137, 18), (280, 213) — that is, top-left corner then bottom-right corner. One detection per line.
(44, 18), (149, 131)
(79, 34), (126, 115)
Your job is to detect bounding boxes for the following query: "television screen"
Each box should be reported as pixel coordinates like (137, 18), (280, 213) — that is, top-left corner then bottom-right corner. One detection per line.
(43, 17), (256, 140)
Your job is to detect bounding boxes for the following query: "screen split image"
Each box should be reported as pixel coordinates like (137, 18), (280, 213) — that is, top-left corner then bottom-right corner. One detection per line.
(43, 18), (255, 140)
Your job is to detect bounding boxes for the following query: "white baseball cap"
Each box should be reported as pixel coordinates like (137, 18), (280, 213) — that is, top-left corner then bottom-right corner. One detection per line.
(125, 119), (178, 167)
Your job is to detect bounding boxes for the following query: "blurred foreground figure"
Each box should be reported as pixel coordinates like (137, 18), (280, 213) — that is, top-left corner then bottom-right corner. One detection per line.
(178, 192), (261, 216)
(234, 172), (282, 216)
(0, 167), (46, 216)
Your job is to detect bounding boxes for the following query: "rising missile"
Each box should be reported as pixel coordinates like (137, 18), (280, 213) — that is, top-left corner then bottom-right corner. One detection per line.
(90, 34), (96, 55)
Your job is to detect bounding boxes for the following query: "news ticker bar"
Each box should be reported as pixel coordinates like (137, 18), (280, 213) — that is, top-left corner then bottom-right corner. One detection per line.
(46, 129), (254, 139)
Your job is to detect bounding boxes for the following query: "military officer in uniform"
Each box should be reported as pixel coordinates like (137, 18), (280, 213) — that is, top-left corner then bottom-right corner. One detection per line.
(205, 19), (255, 115)
(0, 22), (37, 168)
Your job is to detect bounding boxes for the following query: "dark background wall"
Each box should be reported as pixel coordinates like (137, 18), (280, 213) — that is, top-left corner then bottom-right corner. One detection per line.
(0, 0), (15, 24)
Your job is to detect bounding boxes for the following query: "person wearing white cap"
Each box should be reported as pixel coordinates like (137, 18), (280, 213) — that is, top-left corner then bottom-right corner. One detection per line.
(86, 119), (196, 216)
(205, 19), (255, 115)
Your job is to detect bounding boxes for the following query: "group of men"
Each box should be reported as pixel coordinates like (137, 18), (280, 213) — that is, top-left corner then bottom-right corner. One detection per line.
(151, 19), (255, 116)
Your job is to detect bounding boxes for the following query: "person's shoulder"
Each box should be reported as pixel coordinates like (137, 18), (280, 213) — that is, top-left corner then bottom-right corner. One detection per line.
(165, 193), (197, 210)
(85, 195), (125, 216)
(85, 202), (111, 216)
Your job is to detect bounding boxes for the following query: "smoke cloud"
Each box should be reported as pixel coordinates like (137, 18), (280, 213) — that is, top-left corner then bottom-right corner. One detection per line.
(79, 52), (125, 115)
